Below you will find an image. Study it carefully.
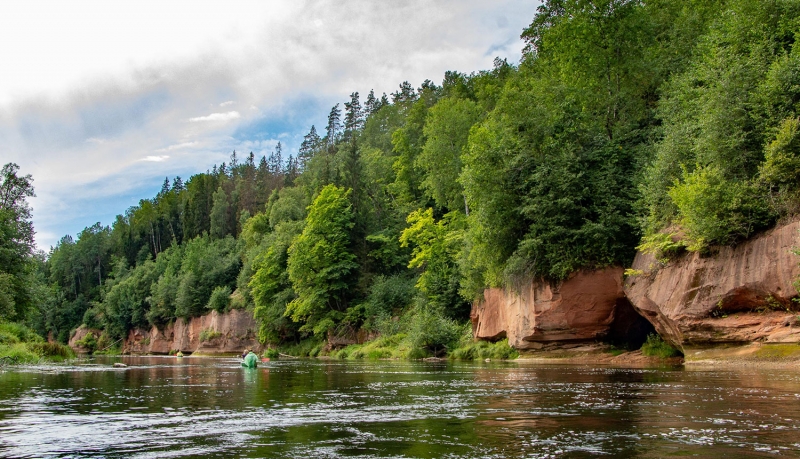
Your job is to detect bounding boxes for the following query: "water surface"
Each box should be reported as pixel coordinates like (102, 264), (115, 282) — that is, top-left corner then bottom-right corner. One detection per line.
(1, 356), (799, 458)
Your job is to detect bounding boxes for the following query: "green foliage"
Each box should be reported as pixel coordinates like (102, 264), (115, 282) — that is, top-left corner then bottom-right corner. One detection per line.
(641, 334), (682, 359)
(286, 185), (358, 335)
(263, 348), (280, 359)
(332, 334), (408, 360)
(250, 220), (303, 344)
(417, 97), (482, 212)
(643, 0), (800, 238)
(760, 118), (800, 186)
(362, 274), (415, 331)
(0, 321), (74, 364)
(207, 285), (231, 313)
(75, 331), (98, 352)
(668, 165), (773, 251)
(400, 209), (469, 317)
(405, 304), (462, 358)
(450, 338), (518, 361)
(199, 328), (222, 342)
(0, 163), (36, 322)
(636, 232), (687, 262)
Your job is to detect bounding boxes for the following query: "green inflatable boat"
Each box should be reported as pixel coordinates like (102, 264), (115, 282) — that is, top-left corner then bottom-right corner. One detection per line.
(241, 351), (258, 368)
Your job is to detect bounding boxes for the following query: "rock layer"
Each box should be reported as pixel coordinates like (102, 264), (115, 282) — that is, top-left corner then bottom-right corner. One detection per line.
(471, 267), (629, 349)
(122, 309), (261, 355)
(624, 219), (800, 349)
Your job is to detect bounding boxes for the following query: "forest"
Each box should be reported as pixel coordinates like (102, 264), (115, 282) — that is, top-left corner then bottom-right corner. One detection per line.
(2, 0), (800, 357)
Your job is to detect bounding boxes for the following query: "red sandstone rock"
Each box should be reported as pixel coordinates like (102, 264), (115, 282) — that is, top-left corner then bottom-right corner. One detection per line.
(122, 308), (261, 355)
(68, 325), (104, 351)
(624, 219), (800, 349)
(471, 267), (626, 349)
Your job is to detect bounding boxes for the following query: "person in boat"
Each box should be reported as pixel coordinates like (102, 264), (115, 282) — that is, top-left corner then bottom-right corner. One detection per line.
(241, 349), (258, 368)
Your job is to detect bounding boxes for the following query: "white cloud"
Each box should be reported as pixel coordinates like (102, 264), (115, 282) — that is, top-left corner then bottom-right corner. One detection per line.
(141, 155), (170, 162)
(155, 141), (198, 152)
(188, 111), (241, 122)
(219, 100), (234, 107)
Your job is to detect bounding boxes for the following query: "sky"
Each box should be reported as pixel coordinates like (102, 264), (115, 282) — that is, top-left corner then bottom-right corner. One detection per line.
(0, 0), (537, 250)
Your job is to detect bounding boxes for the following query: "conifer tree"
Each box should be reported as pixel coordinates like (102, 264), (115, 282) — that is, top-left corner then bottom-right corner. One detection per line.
(326, 104), (342, 145)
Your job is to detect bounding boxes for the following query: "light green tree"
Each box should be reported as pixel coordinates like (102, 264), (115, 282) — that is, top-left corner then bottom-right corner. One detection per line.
(285, 185), (358, 335)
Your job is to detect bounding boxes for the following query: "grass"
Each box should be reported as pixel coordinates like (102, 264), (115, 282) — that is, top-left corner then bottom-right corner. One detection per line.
(0, 321), (75, 365)
(278, 338), (325, 357)
(449, 338), (518, 361)
(331, 334), (410, 360)
(753, 343), (800, 360)
(641, 334), (682, 359)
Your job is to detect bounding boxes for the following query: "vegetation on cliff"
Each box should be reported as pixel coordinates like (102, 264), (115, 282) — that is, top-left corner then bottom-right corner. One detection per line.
(3, 0), (799, 358)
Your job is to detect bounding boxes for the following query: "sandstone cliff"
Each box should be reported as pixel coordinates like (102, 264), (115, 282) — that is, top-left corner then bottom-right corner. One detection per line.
(470, 267), (652, 350)
(624, 219), (800, 349)
(122, 309), (261, 355)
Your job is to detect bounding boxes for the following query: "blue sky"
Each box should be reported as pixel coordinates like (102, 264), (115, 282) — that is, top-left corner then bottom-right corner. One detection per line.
(0, 0), (538, 250)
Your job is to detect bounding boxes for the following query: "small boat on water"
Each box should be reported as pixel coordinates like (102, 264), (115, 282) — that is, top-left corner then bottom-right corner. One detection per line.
(241, 351), (258, 368)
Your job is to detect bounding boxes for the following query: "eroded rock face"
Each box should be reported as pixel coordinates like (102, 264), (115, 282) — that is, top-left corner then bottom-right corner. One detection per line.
(68, 325), (104, 351)
(122, 309), (261, 355)
(624, 219), (800, 349)
(471, 267), (628, 349)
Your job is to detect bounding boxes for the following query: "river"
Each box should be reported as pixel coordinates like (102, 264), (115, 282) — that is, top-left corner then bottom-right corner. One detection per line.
(1, 356), (799, 458)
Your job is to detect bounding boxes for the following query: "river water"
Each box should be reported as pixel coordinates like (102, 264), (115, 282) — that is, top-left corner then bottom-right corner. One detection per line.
(1, 357), (799, 458)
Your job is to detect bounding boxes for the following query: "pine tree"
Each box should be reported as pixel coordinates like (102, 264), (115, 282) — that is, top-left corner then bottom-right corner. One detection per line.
(392, 81), (417, 105)
(159, 177), (170, 196)
(269, 142), (283, 175)
(299, 125), (321, 168)
(364, 89), (377, 117)
(344, 92), (363, 135)
(171, 176), (184, 191)
(326, 104), (342, 145)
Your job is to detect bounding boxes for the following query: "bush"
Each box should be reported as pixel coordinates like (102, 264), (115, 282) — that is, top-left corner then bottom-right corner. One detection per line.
(263, 348), (280, 359)
(0, 322), (42, 345)
(331, 334), (408, 360)
(207, 285), (232, 313)
(406, 305), (461, 357)
(641, 334), (682, 359)
(668, 165), (773, 251)
(450, 333), (518, 361)
(199, 328), (222, 342)
(75, 332), (98, 352)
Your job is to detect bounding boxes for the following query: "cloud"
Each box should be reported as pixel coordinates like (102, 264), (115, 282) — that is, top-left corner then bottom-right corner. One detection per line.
(155, 141), (199, 152)
(141, 155), (170, 162)
(219, 100), (234, 107)
(188, 111), (241, 122)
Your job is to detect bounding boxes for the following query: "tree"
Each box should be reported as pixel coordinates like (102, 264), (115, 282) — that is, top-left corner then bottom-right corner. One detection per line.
(418, 97), (482, 213)
(285, 185), (358, 335)
(0, 163), (35, 321)
(326, 104), (342, 145)
(210, 186), (231, 239)
(299, 125), (321, 168)
(344, 91), (364, 135)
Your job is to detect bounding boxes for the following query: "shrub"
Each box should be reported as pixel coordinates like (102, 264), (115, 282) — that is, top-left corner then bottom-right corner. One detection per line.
(405, 305), (461, 357)
(263, 348), (280, 359)
(668, 165), (773, 251)
(207, 286), (232, 313)
(75, 332), (98, 353)
(199, 328), (222, 342)
(641, 334), (682, 358)
(450, 339), (518, 361)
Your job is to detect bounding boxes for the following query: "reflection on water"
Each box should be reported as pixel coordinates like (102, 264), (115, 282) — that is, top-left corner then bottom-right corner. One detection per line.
(1, 357), (799, 458)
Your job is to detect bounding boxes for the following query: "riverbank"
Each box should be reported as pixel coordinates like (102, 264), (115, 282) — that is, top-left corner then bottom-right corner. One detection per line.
(0, 322), (75, 365)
